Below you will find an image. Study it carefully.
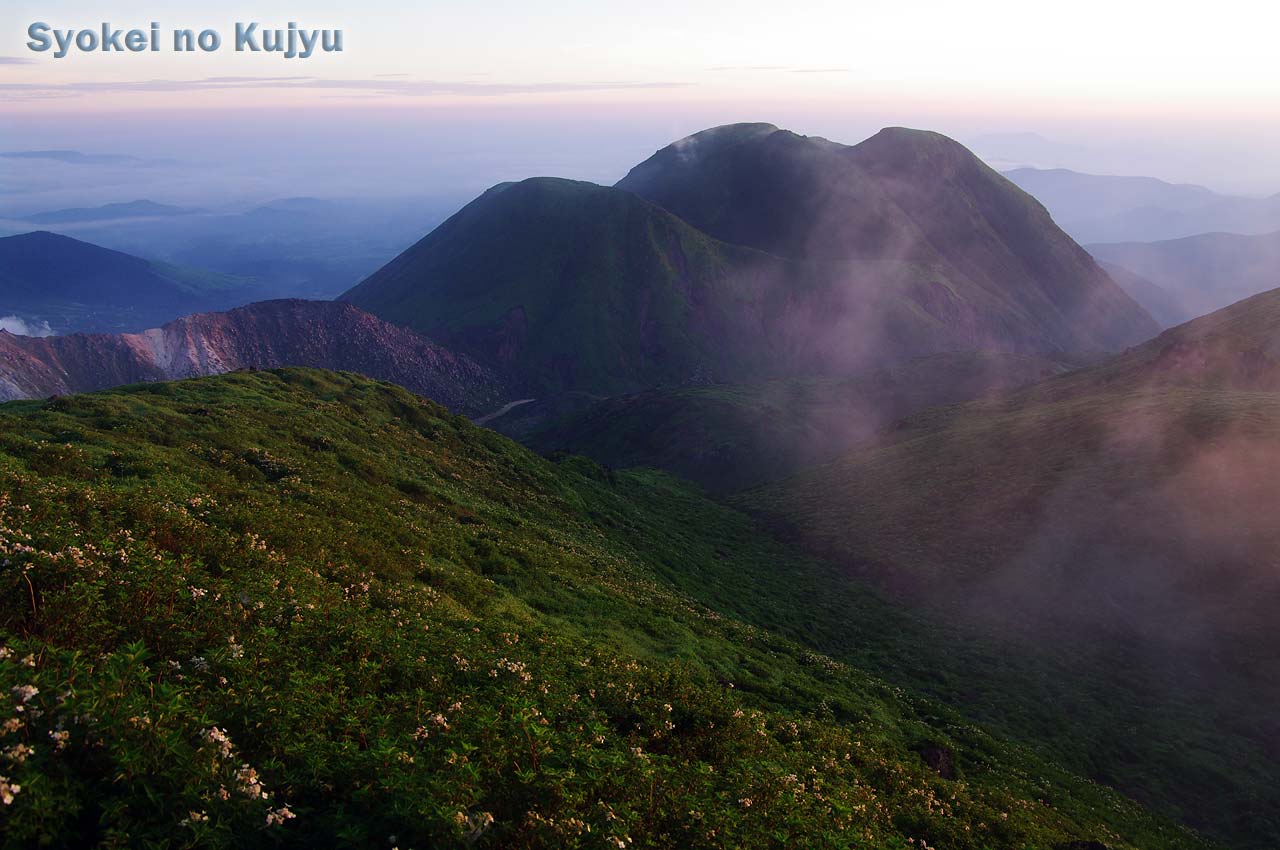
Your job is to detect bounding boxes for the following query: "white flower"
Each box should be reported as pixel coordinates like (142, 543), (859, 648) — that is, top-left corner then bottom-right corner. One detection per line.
(2, 743), (33, 763)
(10, 685), (37, 704)
(235, 764), (267, 799)
(266, 805), (296, 826)
(0, 775), (19, 805)
(202, 726), (234, 759)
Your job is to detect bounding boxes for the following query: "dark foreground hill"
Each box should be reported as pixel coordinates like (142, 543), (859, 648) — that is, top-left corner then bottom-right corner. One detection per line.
(0, 231), (259, 334)
(0, 369), (1206, 849)
(0, 299), (502, 414)
(344, 126), (1156, 396)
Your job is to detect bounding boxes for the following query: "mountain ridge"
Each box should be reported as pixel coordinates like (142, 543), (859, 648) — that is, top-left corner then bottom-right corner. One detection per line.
(0, 298), (502, 413)
(617, 123), (1157, 347)
(0, 231), (256, 333)
(1089, 229), (1280, 324)
(21, 200), (197, 224)
(345, 124), (1157, 399)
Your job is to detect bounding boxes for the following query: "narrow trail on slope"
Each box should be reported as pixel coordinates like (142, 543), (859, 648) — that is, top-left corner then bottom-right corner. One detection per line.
(474, 398), (536, 426)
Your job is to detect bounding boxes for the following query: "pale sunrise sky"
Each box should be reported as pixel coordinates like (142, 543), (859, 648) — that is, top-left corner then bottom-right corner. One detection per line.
(3, 0), (1279, 196)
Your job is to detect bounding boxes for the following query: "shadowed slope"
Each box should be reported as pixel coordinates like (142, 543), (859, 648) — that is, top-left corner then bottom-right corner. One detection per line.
(618, 124), (1157, 352)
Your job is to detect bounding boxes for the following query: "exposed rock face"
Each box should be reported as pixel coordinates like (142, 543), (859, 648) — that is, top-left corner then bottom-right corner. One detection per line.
(0, 299), (503, 414)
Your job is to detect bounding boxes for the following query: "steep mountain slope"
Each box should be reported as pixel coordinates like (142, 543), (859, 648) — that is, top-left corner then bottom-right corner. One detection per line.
(525, 353), (1081, 492)
(617, 124), (1156, 351)
(0, 231), (257, 333)
(344, 177), (771, 394)
(0, 369), (1208, 849)
(744, 286), (1280, 641)
(1090, 230), (1280, 322)
(0, 299), (502, 414)
(1097, 261), (1189, 327)
(345, 127), (1156, 396)
(344, 177), (1018, 394)
(742, 289), (1280, 846)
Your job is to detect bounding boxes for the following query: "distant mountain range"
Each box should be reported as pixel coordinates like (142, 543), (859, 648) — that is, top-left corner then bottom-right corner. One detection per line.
(1090, 230), (1280, 324)
(0, 299), (502, 414)
(1004, 166), (1280, 243)
(1, 196), (462, 306)
(345, 125), (1155, 397)
(21, 199), (198, 224)
(0, 231), (263, 333)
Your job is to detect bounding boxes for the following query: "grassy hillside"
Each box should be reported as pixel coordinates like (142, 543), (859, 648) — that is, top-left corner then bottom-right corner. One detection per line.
(343, 178), (765, 394)
(524, 353), (1081, 492)
(343, 177), (1059, 396)
(0, 369), (1207, 849)
(742, 292), (1280, 848)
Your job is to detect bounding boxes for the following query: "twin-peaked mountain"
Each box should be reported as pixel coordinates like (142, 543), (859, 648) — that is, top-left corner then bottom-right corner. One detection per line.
(343, 124), (1156, 395)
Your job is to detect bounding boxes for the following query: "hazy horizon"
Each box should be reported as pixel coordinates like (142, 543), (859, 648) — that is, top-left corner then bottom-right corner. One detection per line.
(4, 0), (1280, 209)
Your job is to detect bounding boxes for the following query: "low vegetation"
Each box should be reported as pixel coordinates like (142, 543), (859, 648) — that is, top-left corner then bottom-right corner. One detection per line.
(0, 369), (1207, 848)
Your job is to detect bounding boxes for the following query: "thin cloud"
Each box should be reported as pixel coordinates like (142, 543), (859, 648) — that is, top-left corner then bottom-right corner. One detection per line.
(0, 56), (35, 65)
(0, 76), (690, 100)
(708, 65), (790, 71)
(707, 65), (850, 74)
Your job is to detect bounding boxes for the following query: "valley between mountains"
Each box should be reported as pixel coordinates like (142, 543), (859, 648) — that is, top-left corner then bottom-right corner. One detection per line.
(2, 123), (1278, 850)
